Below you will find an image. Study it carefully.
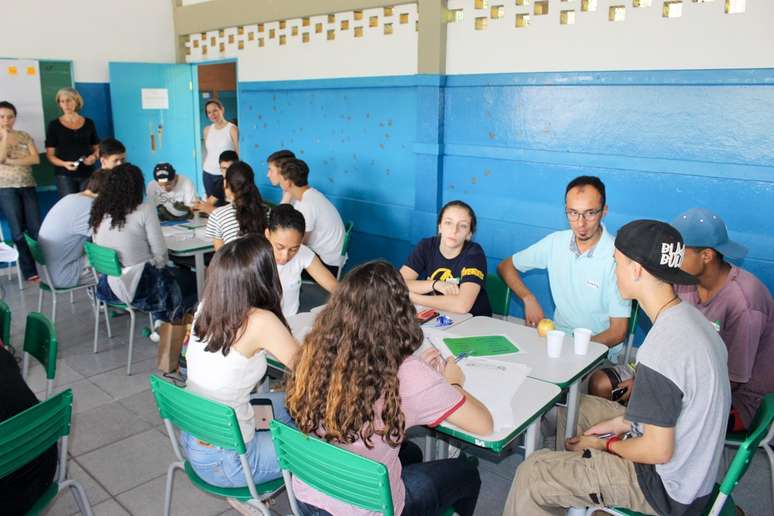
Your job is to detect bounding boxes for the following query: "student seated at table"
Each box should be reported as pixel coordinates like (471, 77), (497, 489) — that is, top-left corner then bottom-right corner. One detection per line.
(278, 158), (345, 276)
(97, 137), (126, 171)
(205, 161), (266, 251)
(0, 344), (58, 516)
(401, 200), (492, 316)
(265, 204), (336, 317)
(194, 150), (238, 215)
(90, 163), (196, 323)
(38, 170), (108, 288)
(285, 260), (493, 516)
(498, 176), (630, 356)
(266, 148), (295, 204)
(503, 220), (730, 516)
(146, 163), (196, 221)
(182, 234), (299, 516)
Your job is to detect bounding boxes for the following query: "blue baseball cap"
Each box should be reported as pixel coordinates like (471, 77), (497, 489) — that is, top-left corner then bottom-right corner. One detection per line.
(671, 208), (748, 261)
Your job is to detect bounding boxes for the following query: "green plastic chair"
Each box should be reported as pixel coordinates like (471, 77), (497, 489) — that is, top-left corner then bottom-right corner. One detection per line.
(0, 389), (93, 515)
(23, 233), (96, 322)
(622, 301), (640, 364)
(84, 241), (152, 376)
(270, 420), (456, 516)
(0, 299), (12, 353)
(0, 223), (24, 290)
(21, 312), (58, 400)
(149, 375), (284, 516)
(585, 393), (774, 516)
(337, 221), (354, 280)
(486, 273), (511, 317)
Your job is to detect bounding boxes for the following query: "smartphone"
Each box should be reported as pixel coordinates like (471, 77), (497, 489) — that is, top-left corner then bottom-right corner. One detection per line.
(250, 399), (274, 431)
(611, 386), (628, 402)
(416, 309), (439, 324)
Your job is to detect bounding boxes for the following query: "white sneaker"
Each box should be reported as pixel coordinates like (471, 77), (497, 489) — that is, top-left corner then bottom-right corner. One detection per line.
(149, 331), (160, 343)
(226, 498), (265, 516)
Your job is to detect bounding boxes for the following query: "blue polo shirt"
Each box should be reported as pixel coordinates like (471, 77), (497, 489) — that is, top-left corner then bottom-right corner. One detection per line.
(512, 226), (631, 351)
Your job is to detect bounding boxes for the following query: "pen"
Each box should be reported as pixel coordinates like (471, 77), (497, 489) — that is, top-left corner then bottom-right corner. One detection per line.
(454, 351), (470, 363)
(595, 432), (615, 439)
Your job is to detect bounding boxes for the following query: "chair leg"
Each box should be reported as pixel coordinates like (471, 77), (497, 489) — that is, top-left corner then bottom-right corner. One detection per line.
(52, 292), (57, 322)
(127, 310), (136, 375)
(70, 290), (75, 304)
(16, 261), (23, 290)
(60, 479), (95, 516)
(22, 351), (29, 380)
(163, 462), (184, 516)
(93, 300), (100, 354)
(46, 378), (53, 400)
(103, 304), (113, 338)
(37, 288), (43, 312)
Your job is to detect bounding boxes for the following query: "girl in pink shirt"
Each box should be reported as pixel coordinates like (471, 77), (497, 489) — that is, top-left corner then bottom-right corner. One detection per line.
(285, 260), (493, 516)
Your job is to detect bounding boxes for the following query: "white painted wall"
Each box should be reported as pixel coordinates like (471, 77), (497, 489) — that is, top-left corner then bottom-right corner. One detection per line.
(4, 0), (176, 82)
(185, 5), (418, 82)
(446, 0), (774, 74)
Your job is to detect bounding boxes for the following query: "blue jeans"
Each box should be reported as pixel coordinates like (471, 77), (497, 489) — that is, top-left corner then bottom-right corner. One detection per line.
(55, 174), (90, 198)
(296, 441), (481, 516)
(0, 187), (41, 279)
(202, 171), (226, 205)
(180, 391), (293, 487)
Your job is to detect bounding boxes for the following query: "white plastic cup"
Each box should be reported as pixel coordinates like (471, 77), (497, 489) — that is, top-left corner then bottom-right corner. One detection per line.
(573, 328), (592, 355)
(546, 330), (565, 358)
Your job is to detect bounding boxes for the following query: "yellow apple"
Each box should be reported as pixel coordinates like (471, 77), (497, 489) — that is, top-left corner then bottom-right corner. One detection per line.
(537, 318), (555, 337)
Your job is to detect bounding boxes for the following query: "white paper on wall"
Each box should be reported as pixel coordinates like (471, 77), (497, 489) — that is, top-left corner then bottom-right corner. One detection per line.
(0, 60), (45, 151)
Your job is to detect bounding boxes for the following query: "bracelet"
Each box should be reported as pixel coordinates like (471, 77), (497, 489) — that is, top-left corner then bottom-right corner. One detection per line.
(450, 382), (463, 389)
(431, 280), (438, 292)
(606, 435), (621, 455)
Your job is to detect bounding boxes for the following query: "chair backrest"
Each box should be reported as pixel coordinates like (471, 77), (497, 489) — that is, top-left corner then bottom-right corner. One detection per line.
(0, 299), (11, 349)
(83, 242), (123, 277)
(485, 274), (511, 317)
(0, 389), (73, 479)
(270, 420), (394, 515)
(341, 221), (354, 256)
(23, 232), (46, 266)
(148, 375), (247, 453)
(718, 393), (774, 497)
(23, 312), (57, 381)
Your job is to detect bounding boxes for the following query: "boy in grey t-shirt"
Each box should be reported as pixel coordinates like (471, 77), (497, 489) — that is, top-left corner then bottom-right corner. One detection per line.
(504, 220), (730, 516)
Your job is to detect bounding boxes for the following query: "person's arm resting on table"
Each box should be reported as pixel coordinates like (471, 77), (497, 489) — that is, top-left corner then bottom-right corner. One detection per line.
(498, 236), (552, 326)
(592, 317), (629, 348)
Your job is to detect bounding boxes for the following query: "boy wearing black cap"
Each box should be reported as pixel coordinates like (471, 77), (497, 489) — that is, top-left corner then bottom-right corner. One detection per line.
(504, 220), (731, 516)
(147, 163), (196, 220)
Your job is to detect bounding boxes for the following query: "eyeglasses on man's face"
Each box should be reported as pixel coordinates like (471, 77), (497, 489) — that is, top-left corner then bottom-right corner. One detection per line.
(565, 208), (603, 222)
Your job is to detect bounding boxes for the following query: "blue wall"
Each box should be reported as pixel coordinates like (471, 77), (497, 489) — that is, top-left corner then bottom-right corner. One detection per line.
(76, 82), (114, 139)
(238, 68), (774, 328)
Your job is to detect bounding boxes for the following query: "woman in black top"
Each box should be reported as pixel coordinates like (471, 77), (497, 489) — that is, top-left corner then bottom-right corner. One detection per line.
(45, 87), (99, 197)
(0, 344), (57, 515)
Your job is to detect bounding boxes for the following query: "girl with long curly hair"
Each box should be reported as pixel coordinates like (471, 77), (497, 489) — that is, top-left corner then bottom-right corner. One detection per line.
(205, 161), (266, 251)
(90, 163), (196, 322)
(182, 234), (299, 515)
(285, 260), (493, 516)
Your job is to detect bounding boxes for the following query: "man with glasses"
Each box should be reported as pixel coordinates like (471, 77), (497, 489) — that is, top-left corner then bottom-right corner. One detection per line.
(498, 176), (631, 357)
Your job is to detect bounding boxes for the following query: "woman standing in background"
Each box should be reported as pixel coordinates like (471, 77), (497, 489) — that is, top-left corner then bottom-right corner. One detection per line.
(201, 99), (238, 208)
(0, 100), (41, 281)
(45, 87), (99, 197)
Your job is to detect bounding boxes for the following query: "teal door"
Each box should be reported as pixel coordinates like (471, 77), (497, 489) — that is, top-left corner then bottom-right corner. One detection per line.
(109, 63), (201, 193)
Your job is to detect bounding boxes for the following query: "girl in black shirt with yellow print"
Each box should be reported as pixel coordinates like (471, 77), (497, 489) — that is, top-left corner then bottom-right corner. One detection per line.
(401, 200), (492, 316)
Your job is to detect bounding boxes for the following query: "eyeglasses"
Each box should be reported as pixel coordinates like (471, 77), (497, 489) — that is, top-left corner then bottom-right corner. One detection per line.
(565, 208), (603, 221)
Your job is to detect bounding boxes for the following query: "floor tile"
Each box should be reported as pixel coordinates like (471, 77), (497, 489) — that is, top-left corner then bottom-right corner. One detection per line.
(25, 359), (85, 392)
(78, 428), (177, 496)
(39, 460), (111, 516)
(89, 358), (158, 400)
(118, 388), (163, 426)
(116, 472), (230, 516)
(53, 379), (114, 414)
(89, 499), (132, 516)
(69, 403), (152, 456)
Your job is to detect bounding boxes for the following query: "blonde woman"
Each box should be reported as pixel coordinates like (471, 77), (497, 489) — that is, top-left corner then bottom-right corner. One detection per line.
(45, 87), (99, 197)
(201, 99), (238, 208)
(0, 101), (42, 281)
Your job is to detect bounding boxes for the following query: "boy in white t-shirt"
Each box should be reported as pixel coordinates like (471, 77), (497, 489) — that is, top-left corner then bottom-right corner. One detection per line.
(147, 163), (196, 221)
(266, 204), (337, 317)
(278, 158), (346, 274)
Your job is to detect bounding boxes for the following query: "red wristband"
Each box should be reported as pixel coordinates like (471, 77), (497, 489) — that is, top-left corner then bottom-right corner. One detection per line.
(606, 435), (621, 455)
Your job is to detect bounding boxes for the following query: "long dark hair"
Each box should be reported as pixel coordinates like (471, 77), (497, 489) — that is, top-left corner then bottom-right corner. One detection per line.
(285, 260), (423, 448)
(194, 234), (287, 356)
(225, 161), (266, 236)
(89, 163), (145, 232)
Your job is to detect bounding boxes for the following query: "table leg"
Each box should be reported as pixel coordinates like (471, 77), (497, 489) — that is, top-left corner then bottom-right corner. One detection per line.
(424, 434), (434, 461)
(524, 418), (541, 458)
(564, 380), (581, 441)
(194, 252), (205, 300)
(435, 438), (449, 459)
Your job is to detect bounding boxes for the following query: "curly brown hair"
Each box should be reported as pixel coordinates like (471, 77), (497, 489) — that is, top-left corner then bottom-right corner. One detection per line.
(285, 260), (423, 448)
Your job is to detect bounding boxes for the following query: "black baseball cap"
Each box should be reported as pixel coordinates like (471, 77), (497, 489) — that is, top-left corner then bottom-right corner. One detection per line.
(153, 163), (176, 183)
(614, 220), (698, 285)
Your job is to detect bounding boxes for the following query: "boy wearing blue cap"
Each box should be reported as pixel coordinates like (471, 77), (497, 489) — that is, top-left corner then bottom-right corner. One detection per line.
(672, 208), (774, 431)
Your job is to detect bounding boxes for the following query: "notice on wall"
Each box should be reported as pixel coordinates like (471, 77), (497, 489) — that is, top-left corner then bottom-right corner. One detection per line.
(0, 59), (45, 150)
(141, 88), (169, 110)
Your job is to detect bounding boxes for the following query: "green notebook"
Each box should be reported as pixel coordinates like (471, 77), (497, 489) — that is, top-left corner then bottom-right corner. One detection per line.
(443, 335), (519, 357)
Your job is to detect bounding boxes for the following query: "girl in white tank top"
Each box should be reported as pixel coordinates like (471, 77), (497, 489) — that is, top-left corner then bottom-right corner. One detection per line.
(179, 234), (300, 513)
(202, 99), (238, 175)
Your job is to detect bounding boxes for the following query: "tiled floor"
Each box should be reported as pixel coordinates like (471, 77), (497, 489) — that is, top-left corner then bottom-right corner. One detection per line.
(2, 279), (772, 516)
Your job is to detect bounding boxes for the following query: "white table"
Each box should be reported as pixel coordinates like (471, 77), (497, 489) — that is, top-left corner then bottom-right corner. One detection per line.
(416, 304), (472, 330)
(438, 316), (609, 442)
(433, 377), (561, 456)
(162, 224), (213, 299)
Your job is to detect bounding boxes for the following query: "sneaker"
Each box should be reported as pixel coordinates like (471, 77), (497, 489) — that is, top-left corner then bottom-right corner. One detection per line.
(226, 498), (266, 516)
